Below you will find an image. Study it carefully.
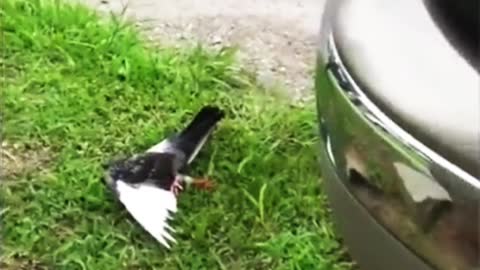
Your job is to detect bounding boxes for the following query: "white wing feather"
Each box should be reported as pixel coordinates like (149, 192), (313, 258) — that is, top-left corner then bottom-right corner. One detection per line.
(146, 125), (216, 164)
(146, 139), (171, 153)
(116, 180), (178, 248)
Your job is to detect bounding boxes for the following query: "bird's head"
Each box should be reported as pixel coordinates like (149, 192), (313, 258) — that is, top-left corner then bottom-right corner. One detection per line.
(102, 157), (126, 190)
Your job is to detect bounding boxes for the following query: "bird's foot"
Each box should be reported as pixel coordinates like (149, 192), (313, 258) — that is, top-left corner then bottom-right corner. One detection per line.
(170, 176), (184, 196)
(191, 178), (216, 191)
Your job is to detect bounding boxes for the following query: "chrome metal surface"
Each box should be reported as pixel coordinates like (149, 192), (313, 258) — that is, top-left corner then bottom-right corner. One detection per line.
(315, 32), (480, 270)
(329, 0), (480, 177)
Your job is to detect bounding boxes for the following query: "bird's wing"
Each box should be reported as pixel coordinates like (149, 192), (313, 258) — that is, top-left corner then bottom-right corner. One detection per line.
(146, 138), (172, 153)
(145, 106), (224, 168)
(174, 106), (225, 164)
(146, 138), (187, 173)
(115, 180), (177, 248)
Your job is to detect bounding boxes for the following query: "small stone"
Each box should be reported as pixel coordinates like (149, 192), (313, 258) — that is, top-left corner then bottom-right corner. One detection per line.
(211, 35), (222, 45)
(176, 33), (186, 40)
(257, 70), (278, 89)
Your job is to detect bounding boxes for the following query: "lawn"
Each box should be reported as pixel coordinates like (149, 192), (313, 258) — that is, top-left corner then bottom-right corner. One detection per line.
(1, 0), (352, 269)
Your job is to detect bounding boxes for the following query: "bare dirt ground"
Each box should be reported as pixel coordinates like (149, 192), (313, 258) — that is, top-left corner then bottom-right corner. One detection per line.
(0, 141), (52, 180)
(81, 0), (324, 101)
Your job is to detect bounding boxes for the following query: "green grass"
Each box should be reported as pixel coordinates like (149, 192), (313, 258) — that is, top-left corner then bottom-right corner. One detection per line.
(1, 0), (353, 269)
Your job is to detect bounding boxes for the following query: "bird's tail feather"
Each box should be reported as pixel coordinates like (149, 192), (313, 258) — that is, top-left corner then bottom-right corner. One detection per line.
(175, 105), (225, 163)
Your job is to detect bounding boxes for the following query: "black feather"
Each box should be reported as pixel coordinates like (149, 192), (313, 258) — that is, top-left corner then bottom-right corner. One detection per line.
(171, 106), (225, 162)
(107, 153), (177, 190)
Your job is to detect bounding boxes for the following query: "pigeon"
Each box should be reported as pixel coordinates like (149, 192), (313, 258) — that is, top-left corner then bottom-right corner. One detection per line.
(104, 105), (225, 248)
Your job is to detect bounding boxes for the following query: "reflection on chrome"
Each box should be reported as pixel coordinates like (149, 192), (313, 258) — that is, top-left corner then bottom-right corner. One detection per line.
(317, 33), (479, 270)
(394, 162), (451, 203)
(325, 34), (479, 189)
